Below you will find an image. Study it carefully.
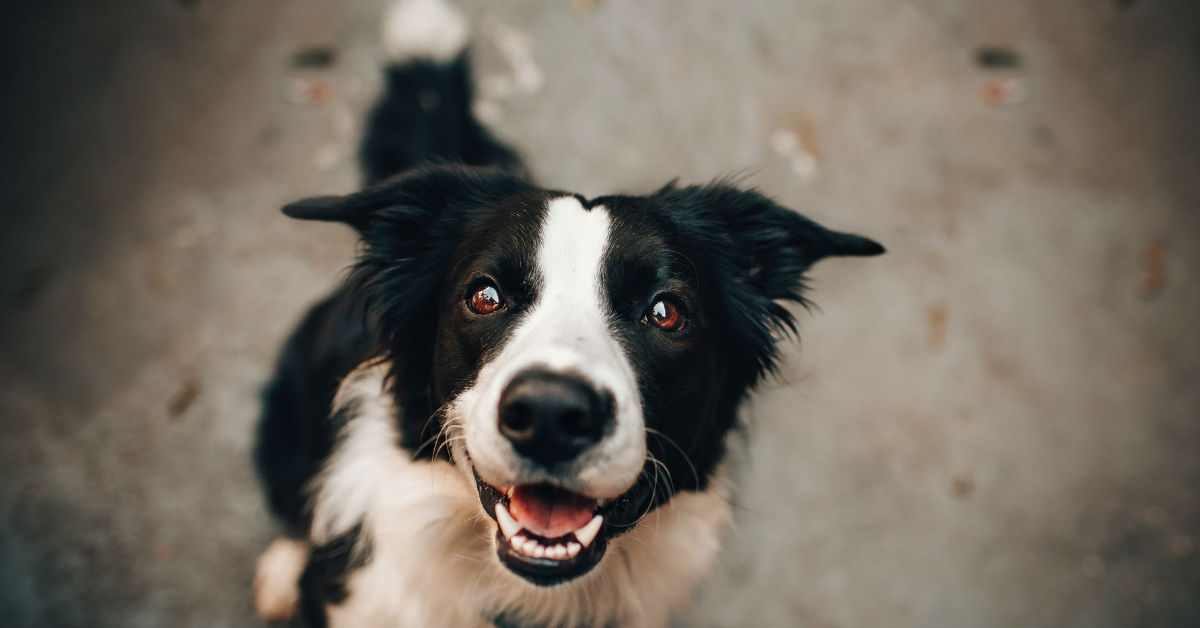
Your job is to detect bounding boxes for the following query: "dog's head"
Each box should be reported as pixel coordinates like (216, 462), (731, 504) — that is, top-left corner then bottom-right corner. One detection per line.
(284, 165), (882, 585)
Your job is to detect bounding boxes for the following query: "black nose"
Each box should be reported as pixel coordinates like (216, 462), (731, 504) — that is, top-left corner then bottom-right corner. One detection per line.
(497, 370), (614, 467)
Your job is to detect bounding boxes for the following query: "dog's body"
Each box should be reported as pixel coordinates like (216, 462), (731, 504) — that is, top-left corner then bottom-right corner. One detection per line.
(253, 1), (882, 626)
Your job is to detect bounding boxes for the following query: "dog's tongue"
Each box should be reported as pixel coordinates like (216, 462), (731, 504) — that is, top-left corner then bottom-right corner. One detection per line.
(508, 484), (596, 539)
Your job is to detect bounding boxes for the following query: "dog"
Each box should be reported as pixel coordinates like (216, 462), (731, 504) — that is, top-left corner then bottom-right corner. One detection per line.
(252, 0), (883, 625)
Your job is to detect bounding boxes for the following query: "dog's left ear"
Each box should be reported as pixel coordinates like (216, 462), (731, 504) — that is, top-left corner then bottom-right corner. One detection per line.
(663, 183), (883, 381)
(697, 185), (884, 302)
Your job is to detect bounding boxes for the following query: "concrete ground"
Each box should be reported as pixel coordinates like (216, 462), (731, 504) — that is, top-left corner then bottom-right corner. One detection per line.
(1, 0), (1198, 625)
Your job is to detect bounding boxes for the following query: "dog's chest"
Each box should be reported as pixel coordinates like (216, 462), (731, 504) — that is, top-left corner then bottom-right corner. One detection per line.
(323, 470), (733, 628)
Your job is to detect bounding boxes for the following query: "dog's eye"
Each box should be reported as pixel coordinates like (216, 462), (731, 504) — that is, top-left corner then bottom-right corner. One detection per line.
(467, 282), (504, 315)
(644, 297), (685, 332)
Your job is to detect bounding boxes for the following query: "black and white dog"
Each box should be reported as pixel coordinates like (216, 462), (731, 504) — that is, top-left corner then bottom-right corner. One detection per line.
(253, 0), (883, 625)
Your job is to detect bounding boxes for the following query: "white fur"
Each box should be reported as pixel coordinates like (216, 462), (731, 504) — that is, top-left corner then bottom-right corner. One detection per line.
(382, 0), (470, 64)
(254, 536), (310, 622)
(455, 196), (646, 499)
(308, 363), (732, 628)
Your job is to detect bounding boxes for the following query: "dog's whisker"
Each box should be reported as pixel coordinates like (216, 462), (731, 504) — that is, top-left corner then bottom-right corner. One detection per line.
(645, 427), (700, 489)
(428, 417), (464, 462)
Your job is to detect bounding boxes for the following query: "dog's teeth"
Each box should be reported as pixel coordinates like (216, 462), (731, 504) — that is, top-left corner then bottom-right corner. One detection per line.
(501, 509), (596, 559)
(495, 503), (521, 539)
(573, 514), (603, 548)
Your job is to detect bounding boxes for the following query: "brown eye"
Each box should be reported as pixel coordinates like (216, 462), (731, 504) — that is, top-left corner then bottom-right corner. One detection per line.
(467, 282), (504, 315)
(646, 297), (685, 332)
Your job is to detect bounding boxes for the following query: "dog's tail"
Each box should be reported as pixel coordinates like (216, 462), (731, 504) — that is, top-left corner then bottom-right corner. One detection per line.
(360, 0), (525, 184)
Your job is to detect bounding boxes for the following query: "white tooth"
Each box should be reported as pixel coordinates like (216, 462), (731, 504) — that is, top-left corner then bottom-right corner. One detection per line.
(533, 545), (546, 558)
(511, 534), (527, 548)
(566, 542), (581, 557)
(553, 545), (567, 559)
(495, 503), (521, 539)
(574, 515), (603, 548)
(522, 540), (539, 555)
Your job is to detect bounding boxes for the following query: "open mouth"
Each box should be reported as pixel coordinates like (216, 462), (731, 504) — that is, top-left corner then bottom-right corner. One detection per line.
(474, 473), (650, 586)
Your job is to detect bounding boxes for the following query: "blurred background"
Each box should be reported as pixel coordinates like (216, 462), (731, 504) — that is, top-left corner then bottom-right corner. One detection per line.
(1, 0), (1198, 626)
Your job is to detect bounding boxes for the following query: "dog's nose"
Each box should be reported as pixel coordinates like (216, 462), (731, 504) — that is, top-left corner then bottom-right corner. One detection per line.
(497, 370), (613, 466)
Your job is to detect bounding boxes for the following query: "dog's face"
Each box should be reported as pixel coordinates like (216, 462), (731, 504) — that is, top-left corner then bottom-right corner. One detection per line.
(284, 166), (882, 585)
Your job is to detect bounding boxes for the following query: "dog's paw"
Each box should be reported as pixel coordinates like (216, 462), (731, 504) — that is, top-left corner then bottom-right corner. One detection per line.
(254, 537), (310, 623)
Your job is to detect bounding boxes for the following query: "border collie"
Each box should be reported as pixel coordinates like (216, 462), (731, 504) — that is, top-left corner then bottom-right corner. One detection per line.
(253, 0), (883, 625)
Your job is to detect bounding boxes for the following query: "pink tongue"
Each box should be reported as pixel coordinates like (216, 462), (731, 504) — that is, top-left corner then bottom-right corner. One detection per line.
(508, 485), (596, 539)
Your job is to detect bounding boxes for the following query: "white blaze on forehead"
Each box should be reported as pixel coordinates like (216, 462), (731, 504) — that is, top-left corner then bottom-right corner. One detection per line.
(501, 196), (616, 375)
(543, 196), (608, 283)
(457, 196), (646, 498)
(538, 196), (612, 335)
(521, 196), (627, 390)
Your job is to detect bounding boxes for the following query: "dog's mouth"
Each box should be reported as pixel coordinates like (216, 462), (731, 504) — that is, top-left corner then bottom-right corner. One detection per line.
(474, 471), (651, 586)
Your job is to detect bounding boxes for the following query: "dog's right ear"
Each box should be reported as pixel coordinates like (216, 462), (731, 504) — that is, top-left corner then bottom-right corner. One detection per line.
(281, 166), (532, 375)
(282, 193), (374, 230)
(281, 165), (529, 233)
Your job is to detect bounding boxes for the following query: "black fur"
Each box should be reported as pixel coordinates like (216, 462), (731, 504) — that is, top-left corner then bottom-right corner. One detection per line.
(254, 48), (545, 624)
(595, 185), (884, 502)
(255, 53), (533, 534)
(254, 289), (374, 533)
(299, 524), (371, 628)
(359, 54), (525, 184)
(256, 22), (883, 621)
(271, 167), (883, 530)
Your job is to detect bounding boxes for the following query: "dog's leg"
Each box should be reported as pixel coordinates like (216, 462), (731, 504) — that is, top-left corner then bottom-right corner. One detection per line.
(254, 536), (311, 623)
